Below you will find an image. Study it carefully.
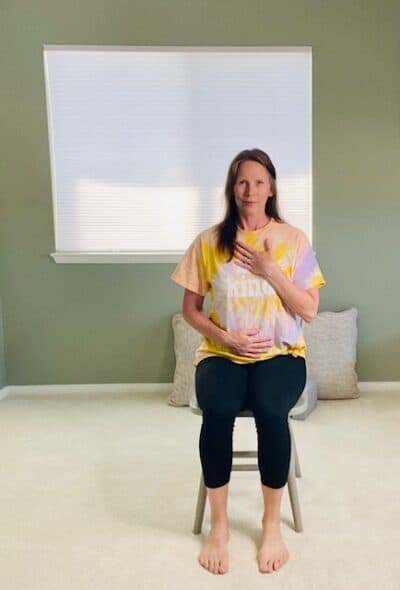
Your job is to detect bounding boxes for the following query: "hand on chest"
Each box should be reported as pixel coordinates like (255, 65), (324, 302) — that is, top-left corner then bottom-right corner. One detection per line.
(233, 236), (293, 279)
(208, 237), (294, 299)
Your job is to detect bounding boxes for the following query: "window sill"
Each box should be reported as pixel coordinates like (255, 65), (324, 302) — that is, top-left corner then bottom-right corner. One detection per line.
(50, 252), (182, 264)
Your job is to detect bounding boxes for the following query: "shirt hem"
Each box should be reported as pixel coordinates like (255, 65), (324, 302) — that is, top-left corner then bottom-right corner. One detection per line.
(192, 347), (306, 367)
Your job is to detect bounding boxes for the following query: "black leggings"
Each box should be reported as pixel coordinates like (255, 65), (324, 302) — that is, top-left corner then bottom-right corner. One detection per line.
(195, 354), (306, 489)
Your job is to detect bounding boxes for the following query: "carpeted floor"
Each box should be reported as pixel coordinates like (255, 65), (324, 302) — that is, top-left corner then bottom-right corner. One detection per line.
(0, 387), (399, 590)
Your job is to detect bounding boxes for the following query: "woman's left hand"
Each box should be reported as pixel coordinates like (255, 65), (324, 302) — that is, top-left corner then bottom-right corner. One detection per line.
(233, 238), (276, 278)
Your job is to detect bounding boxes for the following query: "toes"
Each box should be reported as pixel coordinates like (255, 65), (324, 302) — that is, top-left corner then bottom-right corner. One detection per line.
(273, 559), (281, 571)
(258, 544), (289, 573)
(218, 560), (228, 574)
(198, 555), (206, 569)
(198, 553), (228, 575)
(207, 558), (215, 574)
(259, 559), (273, 573)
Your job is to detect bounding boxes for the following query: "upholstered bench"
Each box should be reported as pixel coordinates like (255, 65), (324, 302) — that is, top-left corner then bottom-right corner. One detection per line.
(169, 310), (360, 407)
(289, 378), (318, 420)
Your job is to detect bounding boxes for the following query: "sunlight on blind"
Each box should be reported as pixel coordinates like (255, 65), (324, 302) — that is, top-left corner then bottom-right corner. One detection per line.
(43, 46), (312, 258)
(68, 181), (225, 251)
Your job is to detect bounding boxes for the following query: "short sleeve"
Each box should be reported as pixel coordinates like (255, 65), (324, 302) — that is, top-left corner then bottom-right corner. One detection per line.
(292, 231), (326, 290)
(171, 234), (210, 296)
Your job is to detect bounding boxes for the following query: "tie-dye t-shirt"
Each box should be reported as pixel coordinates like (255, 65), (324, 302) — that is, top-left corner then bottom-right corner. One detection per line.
(171, 218), (326, 366)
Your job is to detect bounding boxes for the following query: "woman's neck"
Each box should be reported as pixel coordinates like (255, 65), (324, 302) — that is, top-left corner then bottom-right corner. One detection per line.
(237, 215), (271, 231)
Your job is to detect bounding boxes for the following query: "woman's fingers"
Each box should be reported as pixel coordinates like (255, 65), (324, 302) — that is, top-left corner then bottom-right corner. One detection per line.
(244, 330), (272, 341)
(247, 346), (272, 354)
(230, 329), (273, 357)
(246, 340), (274, 354)
(234, 240), (252, 254)
(248, 337), (272, 346)
(250, 336), (273, 345)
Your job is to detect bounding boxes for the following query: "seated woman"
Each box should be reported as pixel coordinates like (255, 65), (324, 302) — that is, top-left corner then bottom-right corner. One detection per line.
(171, 148), (326, 575)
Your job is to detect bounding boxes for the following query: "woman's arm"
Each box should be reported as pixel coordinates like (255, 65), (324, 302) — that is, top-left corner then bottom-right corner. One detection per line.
(182, 289), (274, 357)
(263, 264), (319, 322)
(182, 289), (231, 347)
(233, 238), (321, 323)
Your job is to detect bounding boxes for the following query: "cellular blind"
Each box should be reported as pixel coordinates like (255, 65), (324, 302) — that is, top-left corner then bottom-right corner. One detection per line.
(43, 46), (312, 263)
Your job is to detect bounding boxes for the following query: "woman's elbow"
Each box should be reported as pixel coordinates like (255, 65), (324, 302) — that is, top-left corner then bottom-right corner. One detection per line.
(303, 310), (317, 323)
(302, 289), (319, 322)
(303, 302), (319, 323)
(182, 290), (204, 321)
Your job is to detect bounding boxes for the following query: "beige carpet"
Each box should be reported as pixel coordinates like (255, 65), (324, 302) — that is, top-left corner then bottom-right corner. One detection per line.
(0, 387), (399, 590)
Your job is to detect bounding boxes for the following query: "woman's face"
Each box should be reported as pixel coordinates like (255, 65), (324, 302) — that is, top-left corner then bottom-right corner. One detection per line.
(233, 160), (273, 216)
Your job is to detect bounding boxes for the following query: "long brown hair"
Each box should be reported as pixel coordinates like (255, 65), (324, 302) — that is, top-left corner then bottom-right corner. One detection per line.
(216, 148), (285, 259)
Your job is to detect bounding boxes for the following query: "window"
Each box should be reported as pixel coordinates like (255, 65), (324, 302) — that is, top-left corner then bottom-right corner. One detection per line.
(43, 46), (312, 263)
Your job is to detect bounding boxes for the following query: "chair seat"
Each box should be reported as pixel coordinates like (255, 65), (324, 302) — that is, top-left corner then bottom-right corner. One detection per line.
(189, 397), (253, 418)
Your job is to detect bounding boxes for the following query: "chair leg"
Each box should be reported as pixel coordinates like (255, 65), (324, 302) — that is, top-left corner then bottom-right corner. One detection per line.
(192, 423), (304, 534)
(294, 442), (302, 478)
(292, 436), (301, 477)
(289, 420), (302, 478)
(193, 474), (207, 534)
(287, 424), (303, 532)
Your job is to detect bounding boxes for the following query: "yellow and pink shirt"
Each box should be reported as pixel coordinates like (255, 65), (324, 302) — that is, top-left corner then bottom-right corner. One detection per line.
(171, 218), (326, 366)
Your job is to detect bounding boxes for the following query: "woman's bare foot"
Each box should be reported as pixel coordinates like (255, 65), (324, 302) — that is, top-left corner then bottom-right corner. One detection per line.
(257, 519), (289, 573)
(198, 524), (230, 575)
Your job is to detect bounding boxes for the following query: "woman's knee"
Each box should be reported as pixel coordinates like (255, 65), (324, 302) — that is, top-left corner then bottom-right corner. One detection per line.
(195, 356), (247, 416)
(255, 415), (291, 488)
(247, 355), (307, 416)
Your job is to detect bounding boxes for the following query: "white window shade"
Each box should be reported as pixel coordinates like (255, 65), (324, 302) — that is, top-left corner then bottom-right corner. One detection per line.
(43, 46), (312, 263)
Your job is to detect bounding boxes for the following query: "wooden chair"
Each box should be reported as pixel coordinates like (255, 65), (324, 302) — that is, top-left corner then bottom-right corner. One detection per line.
(190, 388), (307, 534)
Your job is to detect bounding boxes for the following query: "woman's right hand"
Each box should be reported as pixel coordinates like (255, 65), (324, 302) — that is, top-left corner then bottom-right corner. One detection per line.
(225, 329), (274, 358)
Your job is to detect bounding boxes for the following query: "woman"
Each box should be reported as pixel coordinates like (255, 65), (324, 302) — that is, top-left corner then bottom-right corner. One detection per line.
(171, 148), (326, 575)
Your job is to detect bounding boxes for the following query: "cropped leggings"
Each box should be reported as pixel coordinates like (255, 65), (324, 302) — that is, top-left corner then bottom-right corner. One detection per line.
(195, 354), (306, 489)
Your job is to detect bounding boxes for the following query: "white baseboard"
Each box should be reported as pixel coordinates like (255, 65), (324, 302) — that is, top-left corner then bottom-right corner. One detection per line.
(1, 383), (173, 399)
(0, 381), (399, 401)
(357, 382), (400, 391)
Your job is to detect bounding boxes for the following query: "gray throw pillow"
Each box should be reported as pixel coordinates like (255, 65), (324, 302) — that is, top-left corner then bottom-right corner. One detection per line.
(168, 314), (202, 406)
(303, 307), (360, 399)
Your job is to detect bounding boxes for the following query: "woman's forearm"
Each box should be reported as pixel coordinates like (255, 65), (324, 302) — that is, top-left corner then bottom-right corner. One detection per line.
(183, 307), (230, 347)
(263, 263), (316, 322)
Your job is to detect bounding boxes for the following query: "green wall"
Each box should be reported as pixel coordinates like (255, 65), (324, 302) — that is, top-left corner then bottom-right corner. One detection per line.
(0, 0), (399, 385)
